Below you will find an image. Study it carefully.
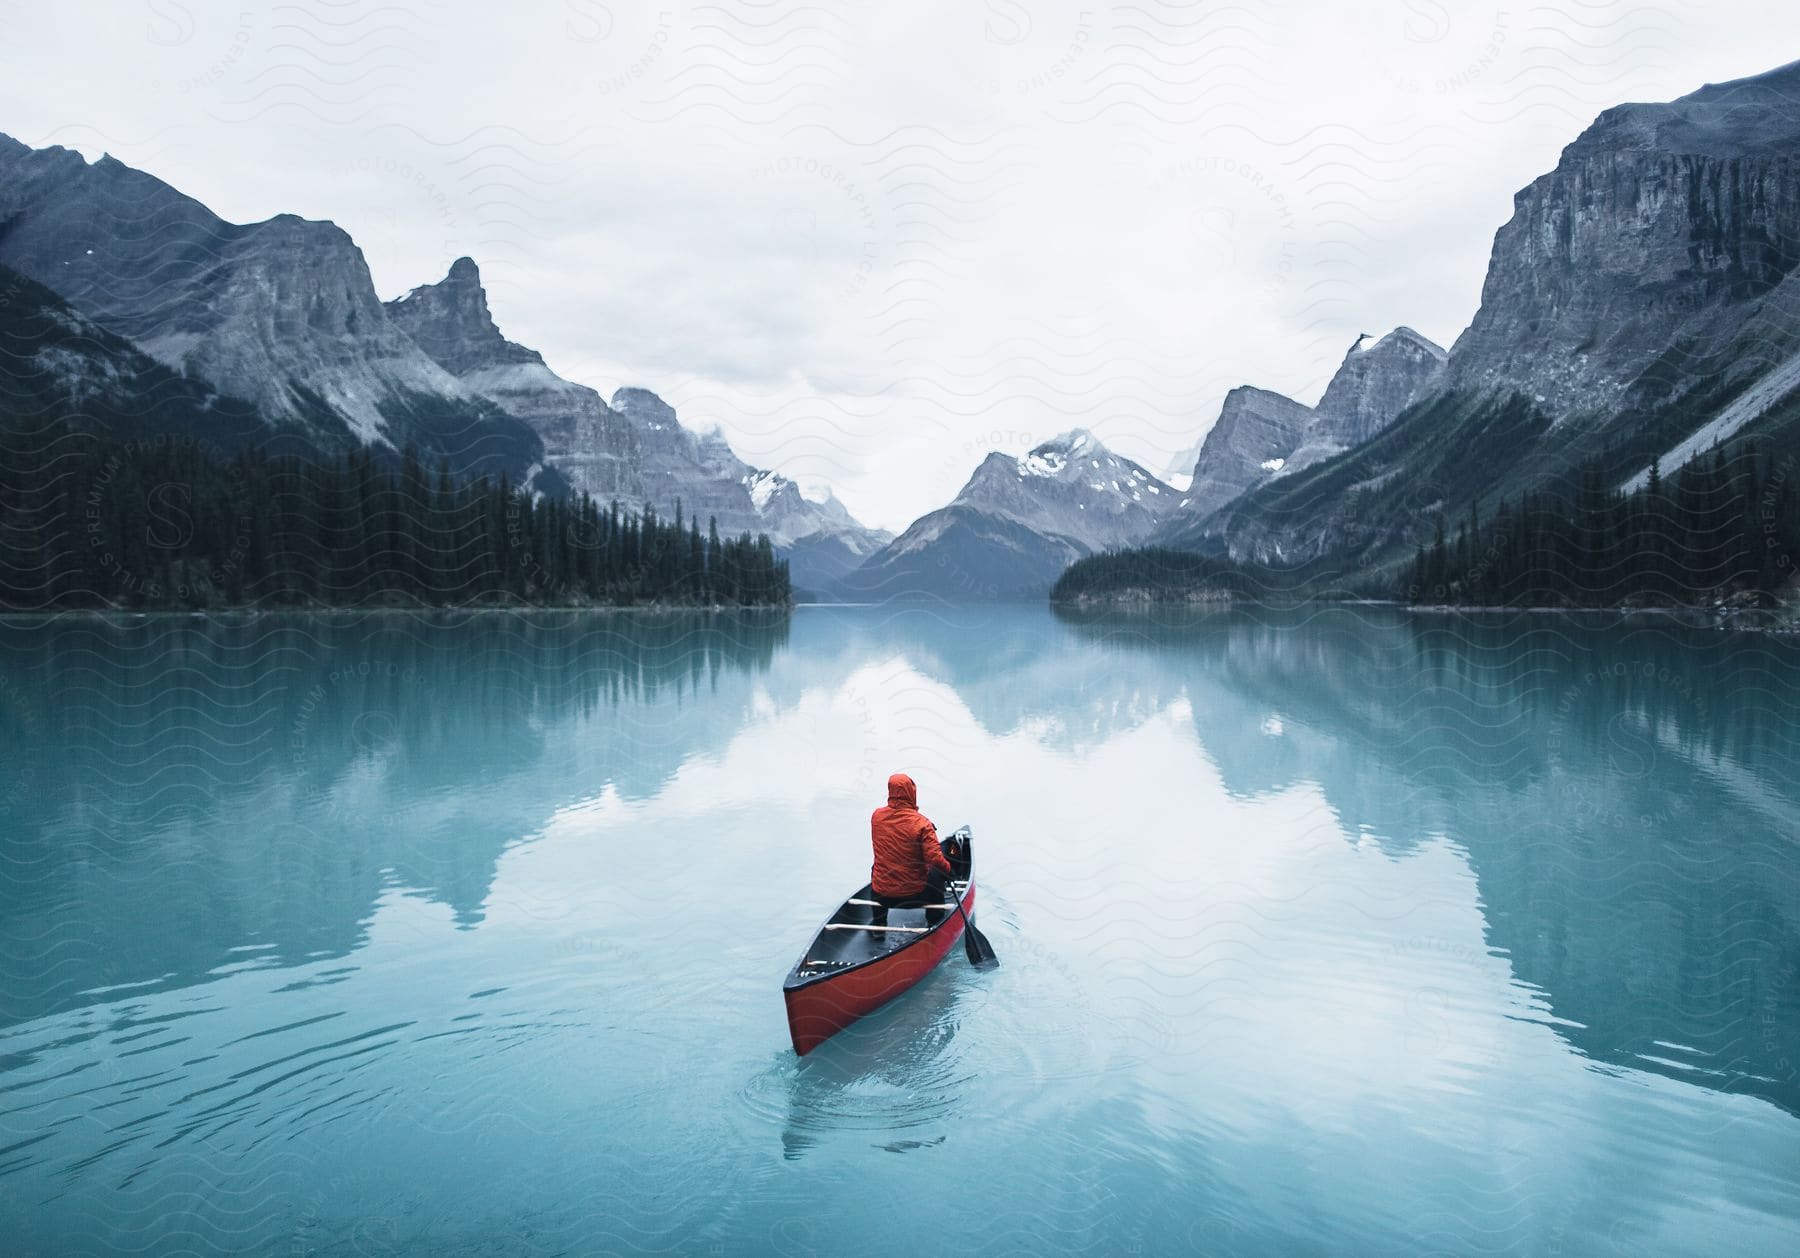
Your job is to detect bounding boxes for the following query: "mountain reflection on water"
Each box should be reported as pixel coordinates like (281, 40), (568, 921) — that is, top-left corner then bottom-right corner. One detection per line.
(1, 604), (1797, 1255)
(1052, 605), (1800, 1117)
(0, 609), (789, 1027)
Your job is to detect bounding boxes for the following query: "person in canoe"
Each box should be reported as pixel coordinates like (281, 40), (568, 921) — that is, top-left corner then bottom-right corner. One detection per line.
(870, 772), (954, 927)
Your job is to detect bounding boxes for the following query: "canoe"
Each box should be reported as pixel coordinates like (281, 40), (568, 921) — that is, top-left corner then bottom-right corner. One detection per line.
(782, 828), (976, 1055)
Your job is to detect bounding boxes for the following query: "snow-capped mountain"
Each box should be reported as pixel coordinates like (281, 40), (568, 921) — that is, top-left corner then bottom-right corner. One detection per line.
(0, 135), (543, 483)
(385, 259), (889, 590)
(841, 430), (1175, 600)
(968, 429), (1174, 543)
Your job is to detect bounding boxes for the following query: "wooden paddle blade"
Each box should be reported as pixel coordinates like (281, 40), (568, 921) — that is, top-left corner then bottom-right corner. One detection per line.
(962, 920), (999, 969)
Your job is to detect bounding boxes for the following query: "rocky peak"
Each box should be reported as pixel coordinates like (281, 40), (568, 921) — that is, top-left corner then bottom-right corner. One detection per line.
(379, 281), (888, 576)
(1169, 59), (1800, 569)
(1311, 326), (1447, 447)
(384, 256), (544, 373)
(1167, 328), (1448, 510)
(0, 135), (249, 345)
(1446, 59), (1800, 415)
(749, 470), (889, 546)
(1178, 386), (1315, 514)
(0, 135), (551, 475)
(843, 430), (1175, 600)
(955, 430), (1175, 535)
(611, 387), (679, 429)
(1217, 385), (1311, 428)
(1569, 59), (1800, 161)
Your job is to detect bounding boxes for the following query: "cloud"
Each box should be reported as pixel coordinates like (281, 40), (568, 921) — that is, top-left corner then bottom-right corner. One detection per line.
(2, 1), (1795, 530)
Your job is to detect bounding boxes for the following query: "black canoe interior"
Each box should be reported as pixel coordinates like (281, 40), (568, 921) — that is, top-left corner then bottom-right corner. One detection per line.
(786, 832), (973, 985)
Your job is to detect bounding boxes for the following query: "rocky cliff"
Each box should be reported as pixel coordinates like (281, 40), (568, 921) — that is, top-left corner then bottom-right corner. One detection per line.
(0, 135), (884, 589)
(1447, 61), (1800, 418)
(1171, 327), (1445, 522)
(385, 258), (643, 502)
(1185, 60), (1800, 568)
(0, 136), (542, 482)
(1179, 387), (1316, 515)
(1284, 328), (1446, 472)
(385, 259), (889, 590)
(0, 260), (266, 444)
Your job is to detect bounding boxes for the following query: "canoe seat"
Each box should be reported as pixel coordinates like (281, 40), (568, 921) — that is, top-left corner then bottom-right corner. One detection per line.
(847, 898), (955, 910)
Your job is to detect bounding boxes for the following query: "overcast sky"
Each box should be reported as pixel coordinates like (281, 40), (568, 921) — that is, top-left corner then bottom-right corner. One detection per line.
(2, 2), (1797, 530)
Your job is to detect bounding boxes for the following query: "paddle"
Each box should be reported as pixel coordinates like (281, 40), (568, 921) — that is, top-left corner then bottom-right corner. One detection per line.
(952, 890), (998, 969)
(944, 828), (997, 969)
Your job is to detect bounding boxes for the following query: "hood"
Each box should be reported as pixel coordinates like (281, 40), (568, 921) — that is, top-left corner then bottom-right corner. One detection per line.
(886, 773), (917, 809)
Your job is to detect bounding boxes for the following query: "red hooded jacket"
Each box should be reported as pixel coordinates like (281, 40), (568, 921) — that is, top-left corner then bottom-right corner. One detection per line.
(870, 772), (953, 897)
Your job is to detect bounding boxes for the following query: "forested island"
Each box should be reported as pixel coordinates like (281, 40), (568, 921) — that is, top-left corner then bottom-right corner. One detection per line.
(0, 426), (790, 612)
(1050, 549), (1262, 608)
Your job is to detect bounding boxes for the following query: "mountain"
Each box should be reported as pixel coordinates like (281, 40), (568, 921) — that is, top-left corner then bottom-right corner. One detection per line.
(745, 468), (894, 590)
(0, 260), (795, 613)
(384, 259), (890, 591)
(1284, 327), (1448, 473)
(1177, 386), (1316, 512)
(0, 261), (268, 445)
(384, 257), (642, 500)
(1445, 61), (1800, 418)
(1181, 61), (1800, 568)
(0, 136), (544, 483)
(1169, 327), (1446, 523)
(841, 430), (1175, 600)
(0, 133), (880, 587)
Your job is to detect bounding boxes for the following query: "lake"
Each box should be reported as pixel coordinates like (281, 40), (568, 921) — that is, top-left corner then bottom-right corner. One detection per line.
(1, 604), (1798, 1256)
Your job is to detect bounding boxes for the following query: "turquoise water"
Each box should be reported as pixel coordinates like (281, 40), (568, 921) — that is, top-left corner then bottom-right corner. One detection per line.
(1, 604), (1798, 1256)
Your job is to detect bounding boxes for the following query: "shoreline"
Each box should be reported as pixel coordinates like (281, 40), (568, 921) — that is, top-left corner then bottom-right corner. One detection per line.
(1050, 593), (1800, 634)
(0, 600), (794, 624)
(1402, 601), (1800, 632)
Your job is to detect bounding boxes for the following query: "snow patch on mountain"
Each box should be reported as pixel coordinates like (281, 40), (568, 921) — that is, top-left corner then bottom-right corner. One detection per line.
(746, 470), (780, 511)
(842, 430), (1177, 599)
(1620, 347), (1800, 492)
(380, 257), (889, 587)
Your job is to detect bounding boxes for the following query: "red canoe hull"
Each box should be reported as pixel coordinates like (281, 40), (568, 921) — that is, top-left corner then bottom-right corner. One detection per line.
(783, 880), (975, 1055)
